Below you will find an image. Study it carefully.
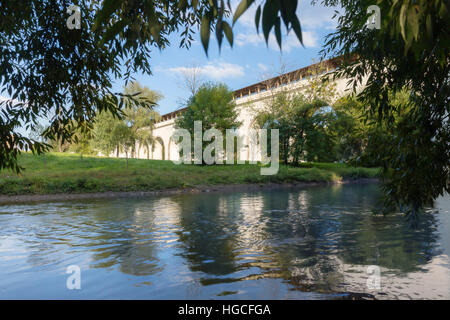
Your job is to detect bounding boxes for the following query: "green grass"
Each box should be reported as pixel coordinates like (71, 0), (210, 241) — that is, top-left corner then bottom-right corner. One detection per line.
(0, 153), (379, 195)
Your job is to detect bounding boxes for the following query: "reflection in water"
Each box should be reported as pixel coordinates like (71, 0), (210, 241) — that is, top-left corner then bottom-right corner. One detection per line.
(0, 183), (449, 299)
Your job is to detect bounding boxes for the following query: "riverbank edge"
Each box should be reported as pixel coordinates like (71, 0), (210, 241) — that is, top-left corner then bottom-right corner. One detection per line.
(0, 178), (379, 205)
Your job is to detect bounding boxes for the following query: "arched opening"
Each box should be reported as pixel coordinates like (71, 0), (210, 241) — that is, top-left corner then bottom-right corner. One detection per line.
(153, 137), (165, 160)
(167, 137), (180, 162)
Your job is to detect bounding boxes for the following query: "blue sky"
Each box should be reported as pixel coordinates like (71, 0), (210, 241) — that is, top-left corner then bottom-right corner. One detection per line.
(112, 1), (338, 116)
(1, 1), (338, 134)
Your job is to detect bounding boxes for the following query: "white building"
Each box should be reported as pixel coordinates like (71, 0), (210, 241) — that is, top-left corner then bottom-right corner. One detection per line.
(120, 57), (362, 162)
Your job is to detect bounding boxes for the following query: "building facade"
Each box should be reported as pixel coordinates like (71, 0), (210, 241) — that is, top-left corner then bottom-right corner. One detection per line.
(119, 58), (362, 162)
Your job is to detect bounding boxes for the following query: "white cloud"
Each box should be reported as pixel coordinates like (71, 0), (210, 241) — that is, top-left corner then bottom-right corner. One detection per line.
(236, 30), (318, 51)
(235, 32), (262, 46)
(297, 0), (339, 30)
(167, 61), (244, 80)
(232, 0), (257, 29)
(302, 31), (319, 47)
(257, 63), (268, 72)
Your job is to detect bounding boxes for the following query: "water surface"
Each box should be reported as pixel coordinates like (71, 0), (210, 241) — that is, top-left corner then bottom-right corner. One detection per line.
(0, 183), (449, 299)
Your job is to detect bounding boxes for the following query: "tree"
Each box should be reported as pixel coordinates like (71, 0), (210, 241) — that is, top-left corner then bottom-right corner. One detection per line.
(303, 60), (337, 103)
(28, 123), (50, 167)
(302, 107), (337, 163)
(93, 111), (134, 166)
(114, 122), (134, 169)
(174, 82), (241, 163)
(91, 111), (124, 157)
(253, 92), (293, 165)
(255, 92), (334, 164)
(178, 63), (206, 97)
(123, 82), (162, 158)
(136, 128), (155, 160)
(319, 0), (449, 213)
(28, 124), (47, 144)
(331, 91), (413, 167)
(1, 0), (304, 172)
(67, 124), (95, 158)
(91, 83), (161, 159)
(330, 97), (369, 163)
(253, 61), (339, 164)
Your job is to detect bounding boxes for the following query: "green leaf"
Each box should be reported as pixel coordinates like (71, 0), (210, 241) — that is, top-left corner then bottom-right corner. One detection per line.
(200, 16), (211, 54)
(399, 2), (409, 41)
(407, 6), (419, 41)
(150, 23), (161, 42)
(438, 1), (448, 17)
(233, 0), (254, 26)
(425, 14), (433, 40)
(262, 0), (277, 44)
(102, 19), (128, 44)
(94, 0), (121, 30)
(222, 21), (233, 46)
(281, 0), (298, 29)
(216, 20), (223, 50)
(274, 17), (281, 49)
(291, 16), (303, 46)
(255, 5), (261, 33)
(177, 0), (188, 9)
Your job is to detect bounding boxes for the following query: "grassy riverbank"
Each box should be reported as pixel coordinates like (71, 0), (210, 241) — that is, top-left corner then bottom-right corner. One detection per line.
(0, 153), (379, 195)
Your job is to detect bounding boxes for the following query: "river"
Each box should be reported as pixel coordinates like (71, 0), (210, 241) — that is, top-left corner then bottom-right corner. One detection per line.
(0, 183), (449, 299)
